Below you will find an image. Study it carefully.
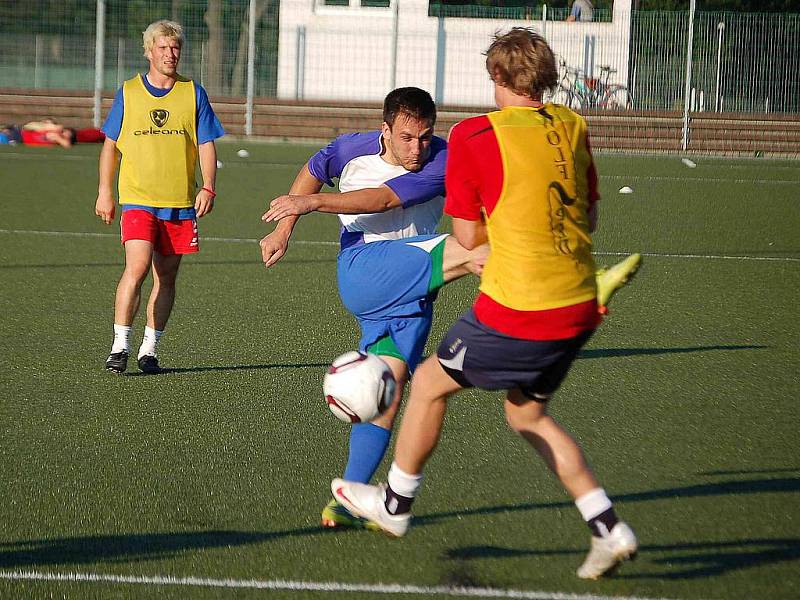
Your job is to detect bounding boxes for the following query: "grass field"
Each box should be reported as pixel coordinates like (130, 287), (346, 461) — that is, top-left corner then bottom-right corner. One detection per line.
(0, 142), (798, 600)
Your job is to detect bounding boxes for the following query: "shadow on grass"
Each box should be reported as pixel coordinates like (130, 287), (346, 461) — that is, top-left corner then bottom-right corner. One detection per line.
(444, 538), (800, 580)
(430, 476), (800, 578)
(0, 527), (330, 569)
(699, 467), (799, 476)
(123, 362), (329, 376)
(123, 345), (766, 376)
(2, 478), (796, 573)
(579, 344), (767, 359)
(416, 476), (800, 528)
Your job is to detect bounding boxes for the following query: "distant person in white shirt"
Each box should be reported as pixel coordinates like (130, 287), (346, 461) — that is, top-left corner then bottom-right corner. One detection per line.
(567, 0), (594, 22)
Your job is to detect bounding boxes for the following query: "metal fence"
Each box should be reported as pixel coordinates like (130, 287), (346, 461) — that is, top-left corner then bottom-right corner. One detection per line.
(632, 10), (800, 114)
(0, 0), (798, 120)
(0, 0), (278, 97)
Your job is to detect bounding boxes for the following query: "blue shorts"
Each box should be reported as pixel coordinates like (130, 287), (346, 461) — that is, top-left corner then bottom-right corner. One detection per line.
(337, 234), (448, 370)
(437, 309), (594, 399)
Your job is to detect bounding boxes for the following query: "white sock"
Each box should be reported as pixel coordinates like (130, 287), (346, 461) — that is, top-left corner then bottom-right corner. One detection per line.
(387, 461), (423, 498)
(575, 488), (613, 521)
(111, 324), (132, 354)
(138, 326), (163, 359)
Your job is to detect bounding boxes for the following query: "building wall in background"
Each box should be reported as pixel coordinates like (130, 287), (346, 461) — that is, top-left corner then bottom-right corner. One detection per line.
(277, 0), (633, 106)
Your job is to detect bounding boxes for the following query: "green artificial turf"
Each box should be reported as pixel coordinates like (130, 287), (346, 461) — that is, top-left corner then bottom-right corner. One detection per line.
(0, 142), (798, 599)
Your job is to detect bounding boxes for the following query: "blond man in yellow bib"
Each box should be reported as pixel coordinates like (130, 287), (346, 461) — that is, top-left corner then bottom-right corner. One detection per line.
(95, 20), (224, 374)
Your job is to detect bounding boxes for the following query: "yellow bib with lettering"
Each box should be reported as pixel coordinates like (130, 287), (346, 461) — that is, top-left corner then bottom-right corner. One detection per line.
(480, 105), (597, 311)
(117, 75), (197, 208)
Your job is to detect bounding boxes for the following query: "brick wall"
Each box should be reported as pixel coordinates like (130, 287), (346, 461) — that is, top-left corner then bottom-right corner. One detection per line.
(2, 89), (798, 157)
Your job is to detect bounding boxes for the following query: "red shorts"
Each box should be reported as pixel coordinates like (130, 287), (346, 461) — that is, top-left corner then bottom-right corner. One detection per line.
(120, 209), (199, 255)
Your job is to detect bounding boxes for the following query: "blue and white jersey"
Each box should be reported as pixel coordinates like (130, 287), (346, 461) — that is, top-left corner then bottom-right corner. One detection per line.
(307, 131), (446, 249)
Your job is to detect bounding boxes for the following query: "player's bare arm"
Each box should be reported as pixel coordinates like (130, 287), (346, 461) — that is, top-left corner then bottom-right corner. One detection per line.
(260, 164), (324, 268)
(452, 216), (488, 250)
(195, 141), (217, 218)
(263, 185), (400, 223)
(95, 137), (119, 225)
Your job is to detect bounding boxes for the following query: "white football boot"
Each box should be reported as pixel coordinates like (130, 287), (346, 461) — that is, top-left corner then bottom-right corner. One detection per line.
(331, 479), (411, 537)
(576, 521), (638, 579)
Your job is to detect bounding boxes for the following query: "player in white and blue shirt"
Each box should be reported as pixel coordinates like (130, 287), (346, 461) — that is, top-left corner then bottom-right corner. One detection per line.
(260, 88), (488, 529)
(309, 128), (448, 370)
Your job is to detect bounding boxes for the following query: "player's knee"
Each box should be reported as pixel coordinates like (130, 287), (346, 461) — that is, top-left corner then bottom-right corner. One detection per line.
(380, 383), (405, 422)
(153, 264), (181, 287)
(155, 271), (179, 288)
(371, 410), (397, 430)
(121, 263), (150, 286)
(504, 392), (550, 433)
(505, 409), (532, 434)
(371, 397), (402, 429)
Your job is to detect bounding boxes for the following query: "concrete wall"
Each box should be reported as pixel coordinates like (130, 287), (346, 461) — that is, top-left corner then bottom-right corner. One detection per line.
(278, 0), (633, 106)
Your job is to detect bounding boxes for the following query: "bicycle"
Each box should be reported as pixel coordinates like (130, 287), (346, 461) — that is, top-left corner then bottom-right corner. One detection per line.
(548, 60), (633, 111)
(548, 58), (583, 110)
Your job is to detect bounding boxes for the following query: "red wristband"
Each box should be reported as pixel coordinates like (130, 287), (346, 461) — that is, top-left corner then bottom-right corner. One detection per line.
(201, 187), (216, 198)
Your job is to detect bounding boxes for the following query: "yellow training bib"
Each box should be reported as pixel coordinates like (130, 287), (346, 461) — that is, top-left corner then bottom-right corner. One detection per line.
(116, 75), (198, 208)
(480, 105), (597, 311)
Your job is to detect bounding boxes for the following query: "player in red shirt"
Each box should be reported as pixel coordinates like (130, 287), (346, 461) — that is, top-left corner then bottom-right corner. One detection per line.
(332, 27), (638, 580)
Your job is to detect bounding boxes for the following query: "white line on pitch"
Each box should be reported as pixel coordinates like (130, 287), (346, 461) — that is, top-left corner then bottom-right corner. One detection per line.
(599, 250), (800, 263)
(0, 228), (337, 246)
(0, 571), (676, 600)
(0, 229), (797, 263)
(603, 174), (799, 185)
(0, 152), (303, 168)
(0, 152), (90, 161)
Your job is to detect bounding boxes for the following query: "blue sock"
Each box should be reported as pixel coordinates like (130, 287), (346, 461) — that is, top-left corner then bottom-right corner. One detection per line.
(343, 423), (392, 483)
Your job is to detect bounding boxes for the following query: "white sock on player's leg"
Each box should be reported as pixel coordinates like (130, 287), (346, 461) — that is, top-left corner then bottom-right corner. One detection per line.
(138, 326), (163, 359)
(111, 324), (132, 354)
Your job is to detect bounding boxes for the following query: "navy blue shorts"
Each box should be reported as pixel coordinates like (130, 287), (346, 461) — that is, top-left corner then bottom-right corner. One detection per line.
(436, 309), (593, 399)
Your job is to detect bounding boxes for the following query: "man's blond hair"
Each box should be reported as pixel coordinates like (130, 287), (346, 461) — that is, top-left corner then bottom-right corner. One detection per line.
(485, 27), (558, 100)
(142, 20), (184, 57)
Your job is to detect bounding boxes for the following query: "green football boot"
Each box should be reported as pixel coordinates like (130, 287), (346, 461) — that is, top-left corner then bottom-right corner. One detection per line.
(321, 498), (381, 531)
(596, 253), (642, 314)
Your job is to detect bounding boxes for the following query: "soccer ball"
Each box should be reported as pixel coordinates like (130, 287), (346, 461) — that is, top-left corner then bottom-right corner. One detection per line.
(324, 351), (396, 423)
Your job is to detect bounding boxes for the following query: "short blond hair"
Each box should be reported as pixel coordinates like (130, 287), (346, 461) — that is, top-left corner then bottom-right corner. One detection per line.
(485, 27), (558, 100)
(142, 20), (184, 57)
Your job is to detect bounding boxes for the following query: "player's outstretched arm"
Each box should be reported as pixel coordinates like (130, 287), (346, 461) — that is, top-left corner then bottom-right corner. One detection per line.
(263, 185), (401, 223)
(260, 164), (324, 268)
(95, 137), (118, 225)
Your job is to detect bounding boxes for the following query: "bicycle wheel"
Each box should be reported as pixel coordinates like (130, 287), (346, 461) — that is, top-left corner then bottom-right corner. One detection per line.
(550, 86), (583, 110)
(549, 85), (570, 105)
(601, 86), (632, 111)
